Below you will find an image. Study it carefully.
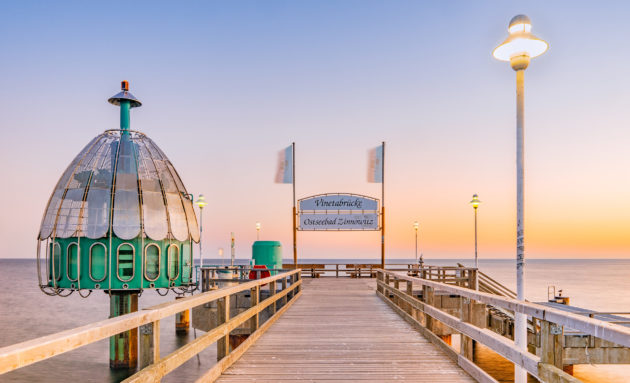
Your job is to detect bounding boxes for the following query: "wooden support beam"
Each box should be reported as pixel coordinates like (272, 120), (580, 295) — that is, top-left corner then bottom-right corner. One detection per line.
(281, 278), (287, 306)
(250, 285), (259, 333)
(217, 296), (230, 360)
(540, 320), (564, 370)
(269, 281), (276, 315)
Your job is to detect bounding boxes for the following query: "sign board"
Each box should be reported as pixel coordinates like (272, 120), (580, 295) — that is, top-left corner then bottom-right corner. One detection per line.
(297, 193), (380, 231)
(299, 213), (379, 231)
(299, 194), (379, 211)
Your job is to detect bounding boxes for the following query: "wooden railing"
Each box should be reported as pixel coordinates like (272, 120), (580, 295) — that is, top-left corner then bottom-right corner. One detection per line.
(0, 269), (302, 382)
(376, 269), (630, 383)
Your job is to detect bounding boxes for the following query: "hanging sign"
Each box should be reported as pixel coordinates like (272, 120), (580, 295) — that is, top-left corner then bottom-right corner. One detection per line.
(299, 194), (379, 211)
(299, 213), (379, 231)
(297, 193), (380, 231)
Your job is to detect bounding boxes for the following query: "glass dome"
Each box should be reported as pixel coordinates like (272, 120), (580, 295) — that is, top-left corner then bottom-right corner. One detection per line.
(38, 129), (200, 243)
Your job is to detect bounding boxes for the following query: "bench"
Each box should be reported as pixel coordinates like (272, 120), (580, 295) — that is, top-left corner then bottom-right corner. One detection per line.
(296, 264), (326, 278)
(345, 264), (378, 278)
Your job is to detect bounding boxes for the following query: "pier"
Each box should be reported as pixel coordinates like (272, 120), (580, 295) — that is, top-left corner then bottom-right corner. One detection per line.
(1, 266), (630, 382)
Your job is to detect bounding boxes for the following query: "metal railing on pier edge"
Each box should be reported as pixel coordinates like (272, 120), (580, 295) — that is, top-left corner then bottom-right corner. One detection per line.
(0, 269), (302, 382)
(376, 269), (630, 383)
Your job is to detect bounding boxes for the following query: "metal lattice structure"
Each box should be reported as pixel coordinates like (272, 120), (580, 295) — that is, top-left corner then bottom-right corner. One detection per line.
(36, 82), (199, 297)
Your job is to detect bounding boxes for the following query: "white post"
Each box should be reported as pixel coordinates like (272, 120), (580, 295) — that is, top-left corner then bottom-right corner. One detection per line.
(474, 207), (478, 269)
(415, 229), (418, 262)
(199, 207), (204, 269)
(514, 67), (527, 383)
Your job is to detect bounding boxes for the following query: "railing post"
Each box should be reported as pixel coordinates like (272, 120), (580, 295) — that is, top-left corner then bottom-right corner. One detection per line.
(540, 320), (565, 371)
(269, 280), (277, 315)
(406, 280), (413, 315)
(250, 285), (259, 332)
(336, 264), (339, 278)
(376, 271), (384, 294)
(281, 277), (287, 306)
(393, 278), (400, 306)
(139, 320), (160, 369)
(460, 297), (474, 360)
(217, 295), (230, 360)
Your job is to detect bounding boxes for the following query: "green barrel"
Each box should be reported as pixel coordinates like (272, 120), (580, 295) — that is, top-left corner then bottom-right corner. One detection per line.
(252, 241), (283, 275)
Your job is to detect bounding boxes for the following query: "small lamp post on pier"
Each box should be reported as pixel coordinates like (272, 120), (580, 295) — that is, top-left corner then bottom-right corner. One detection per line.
(413, 221), (419, 263)
(256, 222), (261, 241)
(493, 14), (548, 383)
(196, 195), (208, 269)
(469, 194), (481, 269)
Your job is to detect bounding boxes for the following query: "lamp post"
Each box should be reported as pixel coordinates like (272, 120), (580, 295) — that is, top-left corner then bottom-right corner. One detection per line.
(469, 194), (481, 269)
(256, 222), (261, 241)
(493, 14), (548, 383)
(413, 221), (419, 262)
(195, 195), (208, 269)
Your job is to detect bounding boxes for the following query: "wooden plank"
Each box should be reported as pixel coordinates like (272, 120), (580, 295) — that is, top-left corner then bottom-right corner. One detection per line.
(216, 279), (475, 382)
(538, 363), (582, 383)
(123, 280), (301, 383)
(379, 280), (541, 377)
(196, 289), (303, 382)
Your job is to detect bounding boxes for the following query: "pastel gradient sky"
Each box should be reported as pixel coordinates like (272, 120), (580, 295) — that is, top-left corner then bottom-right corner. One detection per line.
(1, 1), (629, 260)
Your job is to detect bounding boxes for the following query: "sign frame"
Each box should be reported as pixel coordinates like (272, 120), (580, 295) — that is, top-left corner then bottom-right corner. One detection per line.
(297, 193), (381, 232)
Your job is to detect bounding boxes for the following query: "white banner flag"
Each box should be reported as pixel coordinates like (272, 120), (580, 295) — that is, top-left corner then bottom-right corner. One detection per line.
(275, 145), (293, 183)
(367, 144), (383, 183)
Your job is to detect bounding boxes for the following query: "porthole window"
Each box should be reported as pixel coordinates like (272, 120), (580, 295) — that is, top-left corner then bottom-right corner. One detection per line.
(67, 242), (79, 281)
(49, 242), (62, 281)
(117, 243), (135, 282)
(167, 244), (180, 280)
(144, 244), (160, 281)
(181, 242), (192, 283)
(89, 243), (107, 282)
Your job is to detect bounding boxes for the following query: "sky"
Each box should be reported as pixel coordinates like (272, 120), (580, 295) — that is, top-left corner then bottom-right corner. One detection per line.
(0, 1), (629, 260)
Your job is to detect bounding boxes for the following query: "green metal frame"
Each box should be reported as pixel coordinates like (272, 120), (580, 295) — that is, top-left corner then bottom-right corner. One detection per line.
(47, 236), (193, 291)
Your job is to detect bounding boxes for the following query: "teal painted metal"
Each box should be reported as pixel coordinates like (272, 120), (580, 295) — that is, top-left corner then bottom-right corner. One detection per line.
(46, 237), (194, 290)
(252, 241), (283, 275)
(120, 99), (130, 133)
(109, 292), (138, 369)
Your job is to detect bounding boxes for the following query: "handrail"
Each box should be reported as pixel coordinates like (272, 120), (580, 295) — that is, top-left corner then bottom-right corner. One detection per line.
(0, 269), (302, 377)
(377, 269), (630, 382)
(377, 270), (572, 381)
(382, 270), (630, 348)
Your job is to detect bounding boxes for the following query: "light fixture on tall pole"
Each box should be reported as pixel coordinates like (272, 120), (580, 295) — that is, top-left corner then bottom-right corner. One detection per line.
(469, 194), (481, 269)
(413, 221), (419, 262)
(195, 194), (208, 269)
(493, 14), (548, 383)
(256, 222), (261, 241)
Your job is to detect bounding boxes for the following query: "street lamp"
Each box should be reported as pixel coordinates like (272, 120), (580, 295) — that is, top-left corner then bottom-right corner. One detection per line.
(195, 194), (208, 268)
(469, 194), (481, 269)
(413, 221), (419, 262)
(493, 14), (548, 383)
(256, 222), (261, 241)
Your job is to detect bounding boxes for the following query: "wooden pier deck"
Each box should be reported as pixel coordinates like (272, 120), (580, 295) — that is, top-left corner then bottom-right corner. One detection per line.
(216, 278), (475, 382)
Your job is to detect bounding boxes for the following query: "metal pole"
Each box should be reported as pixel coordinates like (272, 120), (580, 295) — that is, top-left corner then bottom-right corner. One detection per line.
(381, 141), (385, 269)
(415, 229), (418, 262)
(474, 207), (478, 269)
(514, 68), (527, 383)
(292, 142), (297, 268)
(199, 207), (203, 269)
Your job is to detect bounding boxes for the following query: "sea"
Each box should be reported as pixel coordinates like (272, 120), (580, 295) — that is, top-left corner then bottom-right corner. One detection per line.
(0, 258), (628, 382)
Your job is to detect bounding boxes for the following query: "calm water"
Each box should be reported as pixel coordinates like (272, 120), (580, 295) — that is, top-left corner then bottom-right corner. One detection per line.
(1, 258), (629, 382)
